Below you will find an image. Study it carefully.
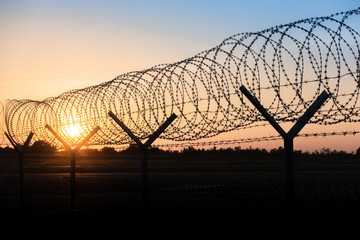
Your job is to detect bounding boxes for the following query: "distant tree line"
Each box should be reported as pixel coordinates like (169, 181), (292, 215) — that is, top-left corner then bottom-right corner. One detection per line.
(0, 140), (57, 154)
(0, 140), (360, 157)
(172, 146), (360, 158)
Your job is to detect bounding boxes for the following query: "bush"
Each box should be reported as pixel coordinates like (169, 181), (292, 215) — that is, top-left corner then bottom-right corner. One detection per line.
(30, 140), (57, 154)
(101, 147), (118, 155)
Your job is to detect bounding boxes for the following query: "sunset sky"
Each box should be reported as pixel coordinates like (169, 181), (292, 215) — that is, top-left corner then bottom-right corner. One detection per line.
(1, 0), (359, 152)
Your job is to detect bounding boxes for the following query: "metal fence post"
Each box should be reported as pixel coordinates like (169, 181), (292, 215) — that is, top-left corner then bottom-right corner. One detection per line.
(45, 125), (100, 215)
(70, 152), (76, 212)
(284, 138), (294, 206)
(142, 148), (149, 209)
(4, 131), (33, 214)
(240, 85), (329, 207)
(108, 111), (177, 210)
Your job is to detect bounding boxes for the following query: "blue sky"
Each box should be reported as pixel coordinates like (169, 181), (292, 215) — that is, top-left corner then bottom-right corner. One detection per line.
(1, 0), (359, 100)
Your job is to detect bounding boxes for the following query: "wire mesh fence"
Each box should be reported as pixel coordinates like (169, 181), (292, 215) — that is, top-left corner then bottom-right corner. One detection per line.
(1, 172), (360, 216)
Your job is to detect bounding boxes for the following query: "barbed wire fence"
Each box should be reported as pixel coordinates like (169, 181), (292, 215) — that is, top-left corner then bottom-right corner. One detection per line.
(1, 8), (360, 214)
(0, 8), (359, 150)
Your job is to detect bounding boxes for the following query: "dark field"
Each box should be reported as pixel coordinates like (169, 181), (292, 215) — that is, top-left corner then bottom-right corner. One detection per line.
(1, 151), (360, 217)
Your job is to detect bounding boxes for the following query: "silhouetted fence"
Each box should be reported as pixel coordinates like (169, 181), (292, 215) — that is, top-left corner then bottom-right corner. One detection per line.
(1, 8), (360, 216)
(1, 172), (360, 215)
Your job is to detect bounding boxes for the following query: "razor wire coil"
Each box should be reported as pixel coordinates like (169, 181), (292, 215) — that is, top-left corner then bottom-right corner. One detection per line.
(1, 8), (360, 148)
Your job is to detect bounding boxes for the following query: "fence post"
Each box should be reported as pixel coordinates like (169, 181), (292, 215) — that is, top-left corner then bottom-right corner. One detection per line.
(4, 131), (34, 214)
(45, 125), (100, 215)
(108, 111), (177, 210)
(240, 85), (329, 207)
(284, 138), (294, 205)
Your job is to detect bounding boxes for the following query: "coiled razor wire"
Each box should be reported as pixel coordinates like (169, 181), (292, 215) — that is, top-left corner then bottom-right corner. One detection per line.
(1, 8), (360, 147)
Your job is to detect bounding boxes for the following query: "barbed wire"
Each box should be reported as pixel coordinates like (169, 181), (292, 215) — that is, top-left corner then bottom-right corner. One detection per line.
(152, 130), (360, 149)
(1, 8), (360, 147)
(0, 129), (359, 150)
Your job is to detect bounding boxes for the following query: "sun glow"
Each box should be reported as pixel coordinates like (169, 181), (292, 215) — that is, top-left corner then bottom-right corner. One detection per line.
(64, 124), (82, 138)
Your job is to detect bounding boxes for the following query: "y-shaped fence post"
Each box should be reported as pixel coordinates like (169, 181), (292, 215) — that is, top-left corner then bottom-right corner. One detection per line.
(4, 131), (34, 214)
(45, 125), (100, 215)
(240, 85), (329, 207)
(108, 111), (177, 210)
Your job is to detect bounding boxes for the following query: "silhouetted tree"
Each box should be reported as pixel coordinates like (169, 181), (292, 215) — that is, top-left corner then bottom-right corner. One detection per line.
(182, 146), (197, 154)
(121, 143), (141, 154)
(0, 146), (16, 154)
(269, 146), (284, 156)
(101, 146), (117, 155)
(30, 140), (57, 154)
(81, 148), (99, 155)
(356, 147), (360, 157)
(320, 148), (331, 155)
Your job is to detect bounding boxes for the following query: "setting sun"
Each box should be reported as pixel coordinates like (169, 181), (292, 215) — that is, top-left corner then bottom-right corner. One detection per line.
(64, 125), (82, 138)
